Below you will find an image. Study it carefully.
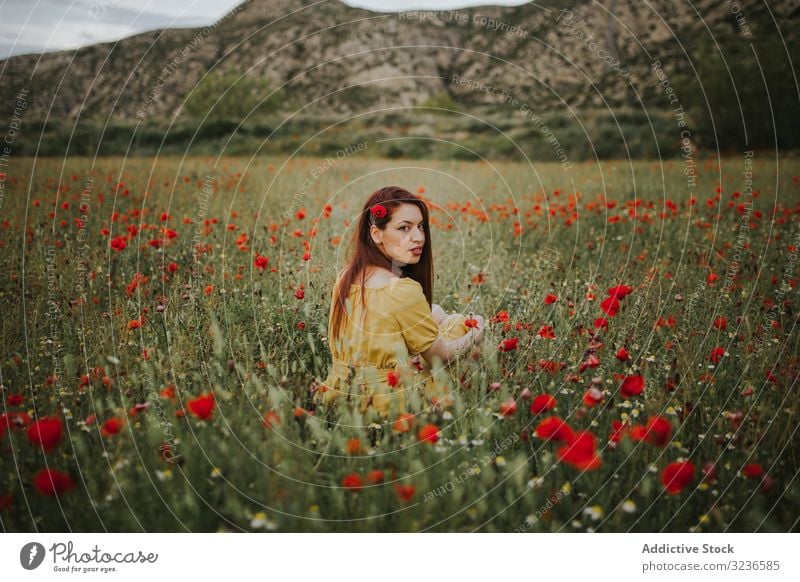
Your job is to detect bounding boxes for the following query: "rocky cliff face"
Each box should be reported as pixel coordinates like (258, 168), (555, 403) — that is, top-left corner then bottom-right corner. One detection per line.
(0, 0), (796, 121)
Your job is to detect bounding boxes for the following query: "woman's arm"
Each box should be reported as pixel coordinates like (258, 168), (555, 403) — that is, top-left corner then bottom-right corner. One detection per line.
(431, 303), (447, 325)
(421, 314), (485, 367)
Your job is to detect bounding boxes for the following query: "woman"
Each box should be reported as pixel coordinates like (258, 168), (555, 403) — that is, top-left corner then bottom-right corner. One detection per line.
(314, 186), (486, 418)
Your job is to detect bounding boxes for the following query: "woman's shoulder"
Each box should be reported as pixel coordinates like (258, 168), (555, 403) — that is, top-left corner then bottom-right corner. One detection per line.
(386, 276), (425, 302)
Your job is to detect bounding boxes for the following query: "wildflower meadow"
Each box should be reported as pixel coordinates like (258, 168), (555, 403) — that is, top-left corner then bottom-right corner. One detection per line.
(0, 153), (798, 532)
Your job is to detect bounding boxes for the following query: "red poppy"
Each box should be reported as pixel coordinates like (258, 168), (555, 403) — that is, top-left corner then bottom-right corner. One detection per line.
(537, 325), (555, 339)
(342, 473), (363, 491)
(490, 310), (510, 323)
(594, 317), (609, 330)
(615, 347), (630, 361)
(636, 416), (672, 447)
(394, 484), (416, 503)
(6, 393), (23, 406)
(660, 461), (695, 495)
(619, 375), (645, 398)
(33, 468), (75, 496)
(110, 236), (127, 251)
(254, 255), (269, 270)
(609, 419), (628, 443)
(534, 416), (574, 442)
(499, 399), (517, 417)
(393, 413), (414, 433)
(100, 417), (125, 437)
(544, 293), (558, 304)
(741, 463), (764, 479)
(556, 431), (602, 471)
(579, 354), (600, 373)
(387, 371), (400, 388)
(187, 393), (215, 420)
(366, 470), (385, 484)
(370, 204), (388, 219)
(262, 410), (281, 429)
(294, 288), (305, 300)
(709, 347), (725, 364)
(26, 416), (63, 452)
(713, 316), (727, 330)
(607, 285), (633, 300)
(417, 424), (440, 444)
(628, 424), (647, 441)
(499, 338), (518, 352)
(464, 318), (479, 328)
(530, 394), (557, 414)
(600, 296), (620, 316)
(582, 387), (604, 407)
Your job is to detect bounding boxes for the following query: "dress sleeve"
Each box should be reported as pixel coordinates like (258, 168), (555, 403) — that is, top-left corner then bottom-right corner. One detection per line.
(391, 279), (441, 354)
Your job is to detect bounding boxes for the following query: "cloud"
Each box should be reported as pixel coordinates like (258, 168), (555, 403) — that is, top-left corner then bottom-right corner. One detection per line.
(0, 0), (241, 58)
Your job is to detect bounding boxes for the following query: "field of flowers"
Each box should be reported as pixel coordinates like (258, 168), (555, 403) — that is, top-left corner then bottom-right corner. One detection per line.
(0, 154), (798, 532)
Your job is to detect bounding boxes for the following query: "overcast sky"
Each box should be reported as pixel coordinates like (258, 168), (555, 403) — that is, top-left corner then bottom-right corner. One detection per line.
(0, 0), (530, 59)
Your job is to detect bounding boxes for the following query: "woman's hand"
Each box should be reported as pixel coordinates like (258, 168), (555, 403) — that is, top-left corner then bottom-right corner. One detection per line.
(431, 303), (447, 325)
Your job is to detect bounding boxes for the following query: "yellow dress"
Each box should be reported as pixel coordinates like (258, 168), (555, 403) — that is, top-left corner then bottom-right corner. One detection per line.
(315, 276), (469, 417)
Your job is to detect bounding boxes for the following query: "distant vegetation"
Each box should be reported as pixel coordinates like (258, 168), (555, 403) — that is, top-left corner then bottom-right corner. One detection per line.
(14, 109), (684, 161)
(181, 68), (285, 121)
(672, 17), (800, 151)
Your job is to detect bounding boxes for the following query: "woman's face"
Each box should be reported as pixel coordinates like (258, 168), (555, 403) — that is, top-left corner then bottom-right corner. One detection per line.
(370, 203), (426, 266)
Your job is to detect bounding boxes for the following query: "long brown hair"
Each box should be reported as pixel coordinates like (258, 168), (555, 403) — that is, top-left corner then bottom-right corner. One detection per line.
(329, 186), (434, 346)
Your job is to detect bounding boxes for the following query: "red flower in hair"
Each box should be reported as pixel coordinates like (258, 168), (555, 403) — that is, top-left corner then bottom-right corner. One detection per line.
(370, 204), (388, 219)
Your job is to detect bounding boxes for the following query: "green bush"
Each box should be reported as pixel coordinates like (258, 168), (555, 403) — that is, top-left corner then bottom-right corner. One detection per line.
(182, 68), (286, 121)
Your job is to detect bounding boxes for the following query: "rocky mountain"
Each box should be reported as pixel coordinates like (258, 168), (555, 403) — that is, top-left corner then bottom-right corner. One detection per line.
(0, 0), (797, 122)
